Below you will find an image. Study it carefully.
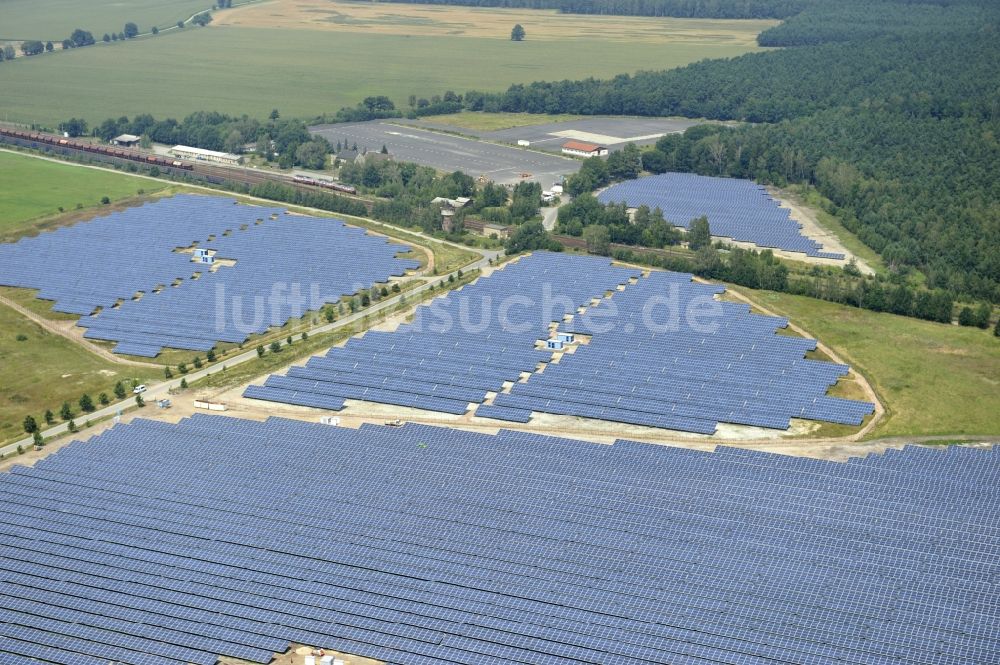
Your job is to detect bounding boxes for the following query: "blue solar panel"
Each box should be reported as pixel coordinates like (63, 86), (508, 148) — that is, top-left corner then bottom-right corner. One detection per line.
(247, 253), (873, 434)
(597, 173), (846, 259)
(0, 195), (419, 357)
(0, 415), (995, 665)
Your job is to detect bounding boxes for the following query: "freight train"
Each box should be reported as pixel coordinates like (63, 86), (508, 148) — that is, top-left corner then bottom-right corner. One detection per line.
(0, 128), (193, 170)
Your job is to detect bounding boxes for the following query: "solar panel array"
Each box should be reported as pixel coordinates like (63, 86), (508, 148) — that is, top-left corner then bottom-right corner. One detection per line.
(491, 269), (873, 432)
(597, 173), (845, 259)
(246, 253), (872, 434)
(0, 415), (995, 665)
(245, 252), (636, 418)
(0, 195), (418, 356)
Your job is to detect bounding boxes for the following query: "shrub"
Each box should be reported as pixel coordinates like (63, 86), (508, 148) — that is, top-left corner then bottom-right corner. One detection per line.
(256, 345), (265, 357)
(178, 362), (188, 374)
(164, 367), (173, 379)
(79, 393), (95, 412)
(23, 415), (38, 434)
(180, 378), (188, 389)
(192, 356), (203, 369)
(269, 340), (281, 353)
(206, 349), (216, 362)
(15, 333), (27, 342)
(99, 392), (109, 406)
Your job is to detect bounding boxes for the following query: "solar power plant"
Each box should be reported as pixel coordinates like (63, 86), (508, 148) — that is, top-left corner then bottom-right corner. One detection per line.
(597, 173), (845, 259)
(0, 415), (996, 665)
(246, 252), (873, 434)
(0, 195), (419, 356)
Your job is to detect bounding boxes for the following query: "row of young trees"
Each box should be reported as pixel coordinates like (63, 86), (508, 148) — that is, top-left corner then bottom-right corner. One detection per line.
(20, 379), (136, 442)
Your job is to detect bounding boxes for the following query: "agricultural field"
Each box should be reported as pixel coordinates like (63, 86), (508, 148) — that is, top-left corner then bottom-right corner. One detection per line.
(0, 151), (167, 241)
(0, 0), (216, 41)
(0, 2), (774, 126)
(216, 0), (776, 44)
(753, 291), (1000, 439)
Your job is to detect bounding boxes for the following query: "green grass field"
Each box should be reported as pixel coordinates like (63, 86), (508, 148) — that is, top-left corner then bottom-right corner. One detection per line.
(753, 291), (1000, 439)
(0, 0), (216, 40)
(0, 151), (166, 241)
(418, 112), (585, 131)
(0, 23), (768, 126)
(0, 303), (158, 445)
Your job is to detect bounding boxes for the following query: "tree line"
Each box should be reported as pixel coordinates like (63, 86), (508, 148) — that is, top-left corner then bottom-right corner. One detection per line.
(4, 8), (215, 62)
(89, 111), (331, 169)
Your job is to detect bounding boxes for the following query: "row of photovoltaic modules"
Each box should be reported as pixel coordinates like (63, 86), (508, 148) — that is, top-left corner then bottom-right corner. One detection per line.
(0, 195), (418, 356)
(246, 253), (873, 434)
(0, 415), (995, 665)
(597, 173), (845, 260)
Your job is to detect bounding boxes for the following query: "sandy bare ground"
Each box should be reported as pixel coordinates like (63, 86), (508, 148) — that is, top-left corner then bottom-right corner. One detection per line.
(766, 186), (875, 274)
(0, 292), (160, 368)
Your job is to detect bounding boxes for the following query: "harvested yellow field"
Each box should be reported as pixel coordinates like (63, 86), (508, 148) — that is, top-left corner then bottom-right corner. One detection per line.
(216, 0), (777, 44)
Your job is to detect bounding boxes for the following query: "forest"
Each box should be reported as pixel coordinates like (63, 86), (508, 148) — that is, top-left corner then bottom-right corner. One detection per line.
(376, 0), (807, 19)
(453, 0), (1000, 302)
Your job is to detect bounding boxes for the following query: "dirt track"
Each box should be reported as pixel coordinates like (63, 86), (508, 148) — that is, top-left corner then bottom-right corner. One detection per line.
(0, 293), (161, 368)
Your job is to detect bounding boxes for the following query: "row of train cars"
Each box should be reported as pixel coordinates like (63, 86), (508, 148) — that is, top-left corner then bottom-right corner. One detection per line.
(0, 127), (357, 195)
(0, 127), (193, 170)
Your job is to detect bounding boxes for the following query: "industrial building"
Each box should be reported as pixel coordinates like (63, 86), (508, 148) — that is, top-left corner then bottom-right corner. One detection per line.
(561, 140), (608, 157)
(169, 144), (243, 165)
(109, 133), (141, 147)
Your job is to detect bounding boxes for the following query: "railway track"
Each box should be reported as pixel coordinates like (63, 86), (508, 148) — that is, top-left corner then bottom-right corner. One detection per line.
(0, 126), (375, 212)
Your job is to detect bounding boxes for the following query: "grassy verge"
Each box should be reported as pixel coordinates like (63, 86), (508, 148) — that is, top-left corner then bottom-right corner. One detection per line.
(748, 290), (1000, 439)
(328, 212), (480, 275)
(0, 301), (158, 446)
(779, 184), (886, 274)
(0, 150), (169, 241)
(0, 287), (80, 322)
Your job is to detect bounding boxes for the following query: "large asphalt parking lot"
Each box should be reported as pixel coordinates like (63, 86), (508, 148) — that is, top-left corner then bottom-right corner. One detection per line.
(310, 121), (580, 188)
